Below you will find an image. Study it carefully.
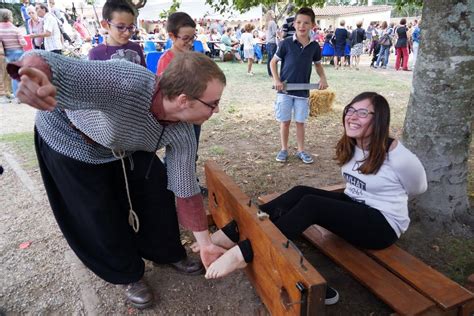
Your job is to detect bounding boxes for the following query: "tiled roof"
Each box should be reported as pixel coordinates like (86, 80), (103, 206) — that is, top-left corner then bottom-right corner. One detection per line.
(313, 5), (392, 17)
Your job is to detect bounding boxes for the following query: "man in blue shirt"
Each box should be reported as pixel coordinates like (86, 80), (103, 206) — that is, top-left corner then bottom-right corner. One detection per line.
(21, 0), (31, 34)
(270, 7), (328, 164)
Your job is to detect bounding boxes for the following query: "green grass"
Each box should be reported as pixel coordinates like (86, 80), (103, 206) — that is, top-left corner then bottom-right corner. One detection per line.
(0, 132), (37, 170)
(209, 145), (225, 155)
(440, 236), (474, 284)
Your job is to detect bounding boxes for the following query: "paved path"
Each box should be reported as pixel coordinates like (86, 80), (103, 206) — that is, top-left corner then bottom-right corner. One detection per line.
(0, 99), (263, 314)
(0, 101), (36, 135)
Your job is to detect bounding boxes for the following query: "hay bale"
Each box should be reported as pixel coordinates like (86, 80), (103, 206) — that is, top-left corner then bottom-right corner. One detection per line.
(309, 90), (335, 117)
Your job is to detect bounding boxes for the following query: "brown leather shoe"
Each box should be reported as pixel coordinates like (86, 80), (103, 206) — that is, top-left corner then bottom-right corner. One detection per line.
(123, 278), (153, 309)
(155, 256), (204, 275)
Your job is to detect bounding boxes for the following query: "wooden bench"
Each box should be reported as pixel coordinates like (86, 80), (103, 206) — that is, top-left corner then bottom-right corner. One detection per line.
(258, 188), (474, 316)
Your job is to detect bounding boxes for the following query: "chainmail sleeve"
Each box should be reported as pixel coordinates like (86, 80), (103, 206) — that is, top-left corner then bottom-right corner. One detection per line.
(23, 50), (156, 112)
(23, 50), (163, 152)
(23, 51), (200, 198)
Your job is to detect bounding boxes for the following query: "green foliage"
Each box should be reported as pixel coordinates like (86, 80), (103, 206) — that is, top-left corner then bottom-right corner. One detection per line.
(372, 0), (422, 17)
(204, 0), (423, 16)
(159, 0), (181, 19)
(0, 3), (23, 27)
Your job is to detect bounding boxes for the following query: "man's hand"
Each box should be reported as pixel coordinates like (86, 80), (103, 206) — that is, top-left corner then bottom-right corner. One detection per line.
(7, 54), (57, 111)
(17, 67), (57, 111)
(192, 229), (227, 268)
(199, 243), (226, 268)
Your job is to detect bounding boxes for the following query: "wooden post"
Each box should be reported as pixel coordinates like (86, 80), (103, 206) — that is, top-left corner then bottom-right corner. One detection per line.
(205, 161), (327, 315)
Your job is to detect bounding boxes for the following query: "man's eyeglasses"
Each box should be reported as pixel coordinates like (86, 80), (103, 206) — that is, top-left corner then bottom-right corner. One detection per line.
(175, 33), (197, 42)
(344, 106), (375, 118)
(194, 97), (219, 110)
(107, 21), (137, 33)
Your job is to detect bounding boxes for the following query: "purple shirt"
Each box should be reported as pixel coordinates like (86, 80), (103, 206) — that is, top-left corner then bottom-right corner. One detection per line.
(88, 41), (146, 67)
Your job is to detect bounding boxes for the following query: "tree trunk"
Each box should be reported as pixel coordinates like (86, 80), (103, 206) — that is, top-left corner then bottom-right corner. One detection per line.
(402, 0), (473, 231)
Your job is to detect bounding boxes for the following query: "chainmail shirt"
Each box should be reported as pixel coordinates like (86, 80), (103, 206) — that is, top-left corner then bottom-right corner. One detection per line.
(28, 50), (200, 198)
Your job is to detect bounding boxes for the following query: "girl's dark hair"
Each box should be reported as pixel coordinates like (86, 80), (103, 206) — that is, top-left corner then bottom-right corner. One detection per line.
(102, 0), (135, 21)
(166, 12), (196, 35)
(295, 7), (316, 24)
(335, 92), (391, 174)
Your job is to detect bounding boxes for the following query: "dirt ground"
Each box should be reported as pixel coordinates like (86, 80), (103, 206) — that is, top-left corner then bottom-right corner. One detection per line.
(1, 55), (472, 315)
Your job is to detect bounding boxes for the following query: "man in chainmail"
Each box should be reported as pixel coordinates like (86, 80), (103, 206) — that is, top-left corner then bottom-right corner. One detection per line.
(8, 50), (227, 309)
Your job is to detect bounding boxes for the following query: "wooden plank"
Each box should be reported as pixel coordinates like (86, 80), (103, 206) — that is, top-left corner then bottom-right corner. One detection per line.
(367, 246), (474, 310)
(205, 161), (327, 316)
(303, 225), (435, 315)
(459, 298), (474, 316)
(259, 190), (474, 315)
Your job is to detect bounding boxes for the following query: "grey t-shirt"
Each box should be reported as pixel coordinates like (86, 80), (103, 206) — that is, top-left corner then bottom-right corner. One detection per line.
(266, 20), (278, 44)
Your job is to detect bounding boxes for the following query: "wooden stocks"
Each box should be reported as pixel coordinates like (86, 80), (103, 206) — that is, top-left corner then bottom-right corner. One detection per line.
(205, 161), (326, 316)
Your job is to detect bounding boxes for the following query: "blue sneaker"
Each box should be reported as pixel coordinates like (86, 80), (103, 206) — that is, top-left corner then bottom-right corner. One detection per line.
(275, 150), (288, 162)
(296, 151), (314, 164)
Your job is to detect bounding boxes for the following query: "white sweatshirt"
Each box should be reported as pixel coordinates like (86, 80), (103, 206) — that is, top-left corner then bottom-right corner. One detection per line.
(341, 142), (427, 237)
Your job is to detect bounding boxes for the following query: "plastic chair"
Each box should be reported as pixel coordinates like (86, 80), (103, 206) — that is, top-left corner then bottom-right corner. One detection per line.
(146, 51), (163, 74)
(193, 40), (205, 53)
(92, 34), (103, 46)
(23, 35), (33, 51)
(164, 38), (173, 50)
(144, 40), (157, 54)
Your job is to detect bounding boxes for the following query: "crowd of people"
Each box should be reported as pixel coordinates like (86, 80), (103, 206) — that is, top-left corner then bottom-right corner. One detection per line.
(3, 0), (428, 312)
(0, 0), (100, 101)
(319, 18), (421, 70)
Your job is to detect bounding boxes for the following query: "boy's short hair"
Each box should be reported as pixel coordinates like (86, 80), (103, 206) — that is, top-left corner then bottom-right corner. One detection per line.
(160, 51), (226, 100)
(295, 7), (315, 24)
(102, 0), (135, 21)
(166, 12), (196, 35)
(356, 21), (363, 28)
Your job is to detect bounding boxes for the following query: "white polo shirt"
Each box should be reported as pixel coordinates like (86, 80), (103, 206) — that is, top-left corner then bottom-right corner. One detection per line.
(43, 12), (63, 51)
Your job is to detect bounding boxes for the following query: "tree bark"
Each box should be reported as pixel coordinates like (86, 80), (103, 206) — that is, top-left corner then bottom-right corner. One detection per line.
(402, 0), (473, 230)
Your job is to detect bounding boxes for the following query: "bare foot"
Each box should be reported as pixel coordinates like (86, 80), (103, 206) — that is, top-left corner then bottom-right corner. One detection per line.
(190, 230), (236, 253)
(205, 245), (247, 279)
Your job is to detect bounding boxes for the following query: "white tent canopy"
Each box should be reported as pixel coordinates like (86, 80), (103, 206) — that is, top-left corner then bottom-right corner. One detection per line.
(138, 0), (262, 22)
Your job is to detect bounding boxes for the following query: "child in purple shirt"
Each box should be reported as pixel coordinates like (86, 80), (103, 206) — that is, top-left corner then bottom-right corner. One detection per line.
(88, 1), (145, 67)
(89, 40), (145, 66)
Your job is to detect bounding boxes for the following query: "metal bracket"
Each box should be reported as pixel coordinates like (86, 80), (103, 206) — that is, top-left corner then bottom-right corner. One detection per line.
(282, 239), (307, 271)
(279, 282), (309, 316)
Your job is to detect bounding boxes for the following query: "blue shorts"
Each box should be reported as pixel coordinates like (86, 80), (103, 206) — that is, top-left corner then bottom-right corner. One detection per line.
(274, 94), (309, 123)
